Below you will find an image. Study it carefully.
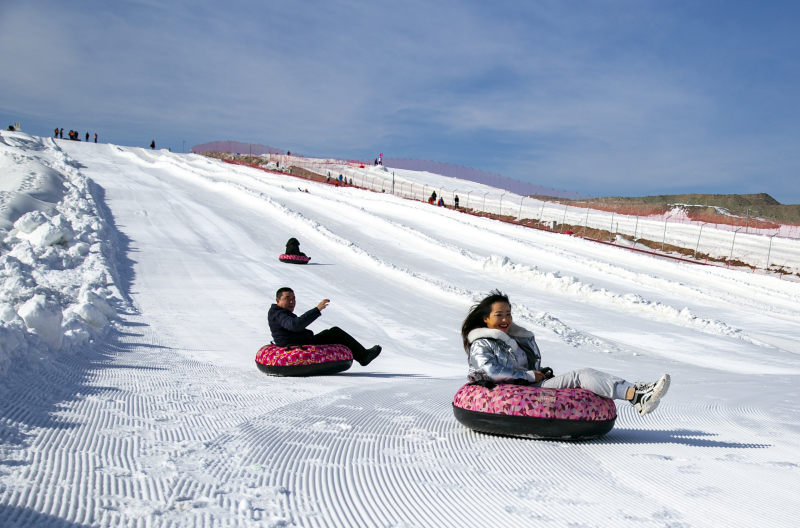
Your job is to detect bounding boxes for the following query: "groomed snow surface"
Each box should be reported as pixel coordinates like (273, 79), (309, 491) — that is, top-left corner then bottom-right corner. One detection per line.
(1, 133), (800, 527)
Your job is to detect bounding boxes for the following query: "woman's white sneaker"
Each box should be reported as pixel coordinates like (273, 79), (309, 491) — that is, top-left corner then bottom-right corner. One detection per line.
(632, 374), (670, 416)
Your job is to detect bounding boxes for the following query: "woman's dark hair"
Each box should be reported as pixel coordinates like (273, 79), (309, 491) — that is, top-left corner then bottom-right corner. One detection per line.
(461, 290), (510, 353)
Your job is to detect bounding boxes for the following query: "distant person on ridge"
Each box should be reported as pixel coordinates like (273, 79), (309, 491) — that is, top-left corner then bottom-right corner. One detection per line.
(54, 128), (58, 138)
(59, 128), (63, 139)
(85, 132), (89, 142)
(269, 288), (382, 367)
(150, 140), (155, 150)
(94, 133), (97, 143)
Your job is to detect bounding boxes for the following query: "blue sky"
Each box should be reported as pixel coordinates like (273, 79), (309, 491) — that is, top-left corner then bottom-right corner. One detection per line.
(2, 0), (799, 203)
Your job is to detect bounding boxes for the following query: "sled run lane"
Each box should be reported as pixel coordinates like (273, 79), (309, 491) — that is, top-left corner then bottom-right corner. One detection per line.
(0, 139), (799, 527)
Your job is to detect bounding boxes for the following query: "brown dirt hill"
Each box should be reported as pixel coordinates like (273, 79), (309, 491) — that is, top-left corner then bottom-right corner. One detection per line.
(583, 193), (800, 225)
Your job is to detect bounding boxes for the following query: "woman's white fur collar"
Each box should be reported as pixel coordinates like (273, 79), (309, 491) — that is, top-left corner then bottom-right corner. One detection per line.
(468, 323), (534, 351)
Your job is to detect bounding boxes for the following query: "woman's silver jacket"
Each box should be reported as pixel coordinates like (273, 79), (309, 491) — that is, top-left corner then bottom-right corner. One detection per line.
(467, 324), (541, 383)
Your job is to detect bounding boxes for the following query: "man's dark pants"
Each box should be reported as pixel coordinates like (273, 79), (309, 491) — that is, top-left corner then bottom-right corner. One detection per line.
(294, 327), (370, 364)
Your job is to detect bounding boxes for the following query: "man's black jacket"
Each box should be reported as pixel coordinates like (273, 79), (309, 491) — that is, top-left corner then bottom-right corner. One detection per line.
(268, 304), (321, 346)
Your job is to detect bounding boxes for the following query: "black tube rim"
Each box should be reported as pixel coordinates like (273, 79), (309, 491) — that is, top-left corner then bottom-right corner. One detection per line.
(255, 359), (352, 377)
(452, 404), (615, 440)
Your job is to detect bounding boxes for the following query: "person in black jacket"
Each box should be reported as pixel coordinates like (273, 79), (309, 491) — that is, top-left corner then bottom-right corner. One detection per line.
(268, 287), (382, 367)
(285, 238), (305, 256)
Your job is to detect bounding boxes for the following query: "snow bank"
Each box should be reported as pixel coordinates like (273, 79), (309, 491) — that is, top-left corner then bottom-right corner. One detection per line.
(0, 132), (124, 375)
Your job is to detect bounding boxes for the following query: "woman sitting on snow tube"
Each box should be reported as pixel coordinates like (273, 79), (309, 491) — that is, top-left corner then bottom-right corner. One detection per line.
(256, 343), (353, 376)
(454, 290), (670, 439)
(279, 237), (310, 264)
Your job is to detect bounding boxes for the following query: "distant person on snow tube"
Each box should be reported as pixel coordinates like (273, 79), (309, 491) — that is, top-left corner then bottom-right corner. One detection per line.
(285, 237), (306, 257)
(463, 290), (669, 416)
(269, 288), (382, 367)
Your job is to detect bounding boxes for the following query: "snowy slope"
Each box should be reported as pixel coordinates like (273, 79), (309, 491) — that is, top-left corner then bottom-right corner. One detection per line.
(1, 137), (799, 527)
(297, 161), (800, 273)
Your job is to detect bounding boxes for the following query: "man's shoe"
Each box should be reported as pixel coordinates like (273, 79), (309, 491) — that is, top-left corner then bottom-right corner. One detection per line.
(358, 346), (382, 367)
(631, 374), (670, 416)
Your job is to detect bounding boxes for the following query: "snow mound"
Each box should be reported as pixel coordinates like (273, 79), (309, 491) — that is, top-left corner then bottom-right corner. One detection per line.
(0, 132), (125, 375)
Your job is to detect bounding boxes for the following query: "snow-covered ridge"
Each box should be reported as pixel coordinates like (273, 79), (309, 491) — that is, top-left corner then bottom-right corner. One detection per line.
(0, 132), (123, 375)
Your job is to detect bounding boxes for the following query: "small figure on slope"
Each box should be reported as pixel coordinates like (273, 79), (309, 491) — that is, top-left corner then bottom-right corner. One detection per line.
(284, 237), (306, 257)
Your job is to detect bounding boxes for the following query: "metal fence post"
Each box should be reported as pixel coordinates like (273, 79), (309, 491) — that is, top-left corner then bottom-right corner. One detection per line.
(609, 205), (620, 241)
(582, 205), (591, 237)
(482, 192), (490, 215)
(466, 191), (473, 210)
(633, 208), (642, 242)
(517, 196), (526, 221)
(694, 223), (708, 259)
(560, 203), (568, 233)
(728, 228), (742, 267)
(661, 214), (673, 251)
(766, 233), (777, 272)
(499, 193), (506, 216)
(538, 200), (546, 226)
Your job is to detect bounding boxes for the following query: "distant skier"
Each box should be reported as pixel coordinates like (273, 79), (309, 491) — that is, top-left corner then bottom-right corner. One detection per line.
(150, 140), (155, 150)
(284, 238), (306, 257)
(269, 288), (382, 367)
(454, 195), (460, 209)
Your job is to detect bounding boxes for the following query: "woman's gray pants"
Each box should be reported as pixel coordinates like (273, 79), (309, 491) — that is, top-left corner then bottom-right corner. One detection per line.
(535, 368), (633, 400)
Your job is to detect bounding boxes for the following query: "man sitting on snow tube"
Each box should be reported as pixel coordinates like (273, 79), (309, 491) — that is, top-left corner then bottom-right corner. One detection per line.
(454, 290), (670, 439)
(260, 287), (382, 375)
(279, 237), (310, 264)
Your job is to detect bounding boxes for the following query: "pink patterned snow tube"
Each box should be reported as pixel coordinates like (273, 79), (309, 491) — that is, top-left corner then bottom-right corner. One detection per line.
(255, 344), (353, 376)
(452, 383), (617, 439)
(278, 254), (310, 264)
